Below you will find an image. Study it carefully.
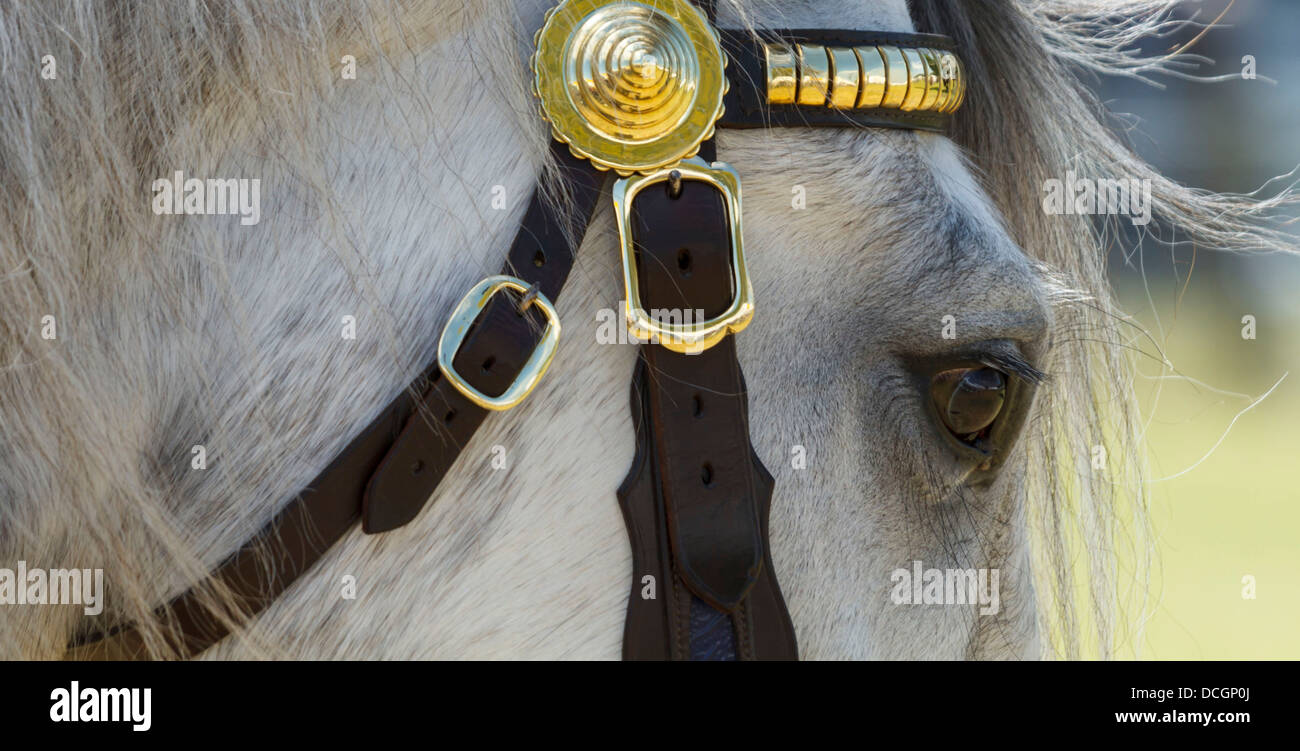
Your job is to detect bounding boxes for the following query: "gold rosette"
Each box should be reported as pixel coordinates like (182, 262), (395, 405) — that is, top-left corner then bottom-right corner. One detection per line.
(532, 0), (728, 176)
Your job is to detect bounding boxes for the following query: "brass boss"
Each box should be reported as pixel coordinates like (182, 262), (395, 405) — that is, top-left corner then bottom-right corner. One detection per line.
(533, 0), (728, 175)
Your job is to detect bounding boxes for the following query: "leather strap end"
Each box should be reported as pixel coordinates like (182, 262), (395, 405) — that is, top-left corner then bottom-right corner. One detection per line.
(361, 373), (490, 535)
(362, 422), (433, 535)
(362, 379), (440, 534)
(671, 529), (764, 613)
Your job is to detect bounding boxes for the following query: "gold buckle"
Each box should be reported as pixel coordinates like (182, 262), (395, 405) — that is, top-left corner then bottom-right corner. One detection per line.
(437, 275), (560, 411)
(611, 156), (753, 354)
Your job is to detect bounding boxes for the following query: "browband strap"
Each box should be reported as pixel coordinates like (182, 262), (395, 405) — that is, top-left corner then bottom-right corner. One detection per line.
(718, 29), (963, 132)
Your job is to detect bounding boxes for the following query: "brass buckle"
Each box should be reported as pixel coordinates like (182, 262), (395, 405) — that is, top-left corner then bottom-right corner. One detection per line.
(611, 156), (753, 354)
(437, 275), (560, 411)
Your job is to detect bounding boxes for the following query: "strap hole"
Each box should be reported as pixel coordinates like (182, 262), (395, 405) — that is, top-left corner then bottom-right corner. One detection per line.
(411, 460), (424, 475)
(677, 248), (692, 277)
(701, 462), (714, 487)
(692, 393), (703, 418)
(533, 250), (546, 267)
(444, 409), (456, 423)
(481, 356), (495, 374)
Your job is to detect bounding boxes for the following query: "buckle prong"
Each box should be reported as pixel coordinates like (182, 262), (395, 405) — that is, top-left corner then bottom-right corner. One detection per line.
(516, 283), (541, 314)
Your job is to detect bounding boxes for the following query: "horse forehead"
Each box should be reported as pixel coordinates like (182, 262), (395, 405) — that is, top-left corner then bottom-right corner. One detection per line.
(718, 0), (914, 32)
(719, 127), (1047, 347)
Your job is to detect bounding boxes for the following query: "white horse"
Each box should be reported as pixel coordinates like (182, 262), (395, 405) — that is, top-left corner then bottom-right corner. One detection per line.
(0, 0), (1292, 659)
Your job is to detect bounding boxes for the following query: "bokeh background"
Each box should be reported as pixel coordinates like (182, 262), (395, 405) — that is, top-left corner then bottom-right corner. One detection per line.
(1090, 0), (1298, 658)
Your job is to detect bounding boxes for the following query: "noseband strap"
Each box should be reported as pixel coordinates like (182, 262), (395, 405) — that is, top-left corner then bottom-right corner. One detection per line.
(69, 0), (965, 660)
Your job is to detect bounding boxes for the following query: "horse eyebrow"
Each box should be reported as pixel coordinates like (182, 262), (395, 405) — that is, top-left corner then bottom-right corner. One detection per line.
(978, 346), (1049, 385)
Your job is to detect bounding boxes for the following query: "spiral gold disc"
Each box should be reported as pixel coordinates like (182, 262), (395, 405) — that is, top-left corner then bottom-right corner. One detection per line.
(533, 0), (727, 175)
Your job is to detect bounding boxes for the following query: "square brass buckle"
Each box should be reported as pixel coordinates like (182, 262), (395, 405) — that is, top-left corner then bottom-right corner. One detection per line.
(611, 156), (753, 354)
(437, 275), (560, 411)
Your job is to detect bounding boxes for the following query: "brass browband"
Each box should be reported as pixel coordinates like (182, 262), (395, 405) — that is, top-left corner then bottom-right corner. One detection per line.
(716, 29), (964, 133)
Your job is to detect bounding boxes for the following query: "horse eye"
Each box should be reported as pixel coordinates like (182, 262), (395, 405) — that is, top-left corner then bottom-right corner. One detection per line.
(930, 367), (1006, 442)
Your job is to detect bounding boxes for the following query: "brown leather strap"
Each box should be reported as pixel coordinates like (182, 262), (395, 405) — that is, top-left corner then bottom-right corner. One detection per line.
(362, 143), (606, 533)
(66, 394), (415, 660)
(616, 159), (798, 660)
(67, 142), (606, 659)
(718, 29), (958, 132)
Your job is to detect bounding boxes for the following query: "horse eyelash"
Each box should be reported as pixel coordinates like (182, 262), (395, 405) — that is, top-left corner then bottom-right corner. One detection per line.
(979, 350), (1048, 386)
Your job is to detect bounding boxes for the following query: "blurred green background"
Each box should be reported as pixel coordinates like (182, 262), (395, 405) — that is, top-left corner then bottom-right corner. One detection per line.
(1094, 0), (1298, 658)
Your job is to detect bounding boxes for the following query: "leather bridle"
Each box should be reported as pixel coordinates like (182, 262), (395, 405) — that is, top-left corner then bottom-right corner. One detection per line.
(70, 0), (966, 660)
